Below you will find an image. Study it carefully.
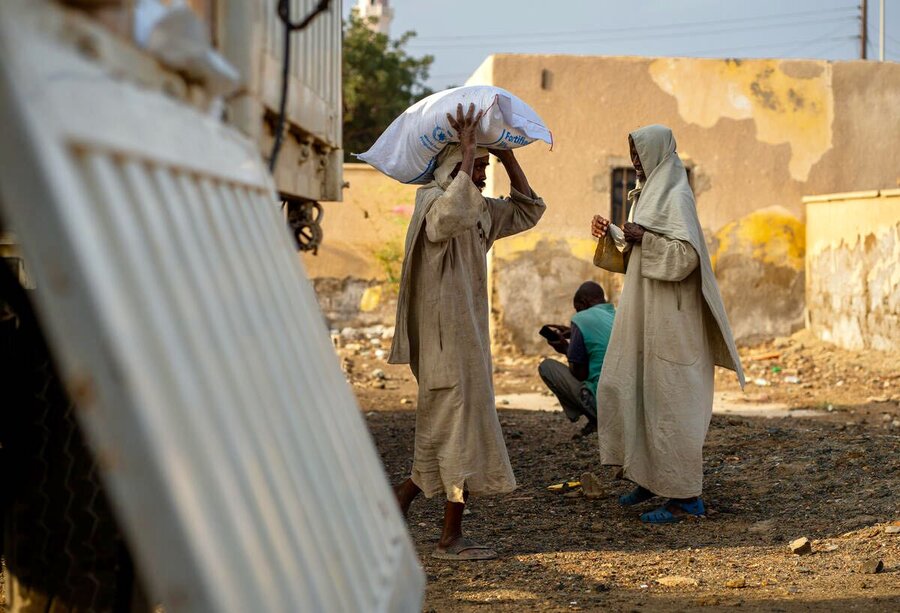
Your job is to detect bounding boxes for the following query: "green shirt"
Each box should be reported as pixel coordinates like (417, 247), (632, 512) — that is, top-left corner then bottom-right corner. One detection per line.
(570, 303), (616, 396)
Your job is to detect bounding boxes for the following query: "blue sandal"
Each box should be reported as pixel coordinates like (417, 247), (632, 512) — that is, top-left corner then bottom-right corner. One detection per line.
(641, 498), (705, 524)
(619, 486), (656, 507)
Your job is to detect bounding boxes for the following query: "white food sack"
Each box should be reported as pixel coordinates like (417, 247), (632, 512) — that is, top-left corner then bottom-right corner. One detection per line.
(356, 86), (552, 184)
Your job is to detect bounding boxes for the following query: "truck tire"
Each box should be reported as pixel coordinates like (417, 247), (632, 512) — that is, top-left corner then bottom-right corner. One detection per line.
(0, 262), (142, 612)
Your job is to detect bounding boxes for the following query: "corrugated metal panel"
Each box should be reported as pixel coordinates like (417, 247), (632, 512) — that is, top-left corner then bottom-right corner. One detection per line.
(0, 2), (420, 611)
(260, 0), (342, 147)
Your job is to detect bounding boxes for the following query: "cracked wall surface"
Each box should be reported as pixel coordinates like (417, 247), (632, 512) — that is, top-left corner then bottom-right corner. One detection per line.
(304, 56), (900, 350)
(468, 55), (900, 352)
(806, 191), (900, 352)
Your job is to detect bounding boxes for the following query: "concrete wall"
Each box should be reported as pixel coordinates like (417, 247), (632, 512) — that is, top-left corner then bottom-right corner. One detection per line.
(305, 55), (900, 349)
(467, 55), (900, 351)
(805, 190), (900, 352)
(301, 164), (417, 329)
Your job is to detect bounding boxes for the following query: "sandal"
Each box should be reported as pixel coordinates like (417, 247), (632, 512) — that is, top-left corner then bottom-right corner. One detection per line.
(641, 498), (705, 524)
(432, 537), (497, 561)
(619, 486), (656, 506)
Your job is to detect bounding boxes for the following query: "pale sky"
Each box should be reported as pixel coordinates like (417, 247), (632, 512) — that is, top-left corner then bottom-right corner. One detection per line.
(344, 0), (900, 90)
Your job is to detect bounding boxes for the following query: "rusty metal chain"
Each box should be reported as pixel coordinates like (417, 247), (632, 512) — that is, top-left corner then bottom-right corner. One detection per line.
(285, 200), (324, 255)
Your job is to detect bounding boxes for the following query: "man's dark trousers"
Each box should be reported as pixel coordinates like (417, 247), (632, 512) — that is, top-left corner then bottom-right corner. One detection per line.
(538, 359), (597, 424)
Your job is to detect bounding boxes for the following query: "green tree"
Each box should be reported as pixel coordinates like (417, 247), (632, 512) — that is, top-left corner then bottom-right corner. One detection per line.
(342, 12), (434, 161)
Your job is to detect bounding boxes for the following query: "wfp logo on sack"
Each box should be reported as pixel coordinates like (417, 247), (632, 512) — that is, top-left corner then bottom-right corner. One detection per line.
(432, 126), (448, 144)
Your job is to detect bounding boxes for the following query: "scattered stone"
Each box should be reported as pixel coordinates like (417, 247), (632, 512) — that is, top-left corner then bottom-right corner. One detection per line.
(869, 396), (891, 404)
(789, 537), (812, 555)
(374, 349), (386, 360)
(400, 398), (412, 405)
(499, 398), (510, 405)
(580, 472), (604, 499)
(371, 368), (386, 380)
(725, 577), (746, 589)
(783, 375), (801, 384)
(753, 378), (770, 387)
(823, 544), (839, 552)
(797, 566), (813, 574)
(438, 567), (453, 577)
(656, 575), (699, 588)
(884, 525), (900, 535)
(892, 420), (900, 430)
(370, 381), (386, 389)
(859, 559), (884, 574)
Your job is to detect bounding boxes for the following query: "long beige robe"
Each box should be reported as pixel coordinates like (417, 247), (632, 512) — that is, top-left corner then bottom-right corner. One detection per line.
(594, 124), (744, 499)
(389, 163), (546, 502)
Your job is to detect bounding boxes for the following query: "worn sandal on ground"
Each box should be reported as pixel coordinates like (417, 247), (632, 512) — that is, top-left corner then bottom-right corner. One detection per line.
(618, 486), (656, 507)
(432, 537), (497, 561)
(641, 498), (705, 524)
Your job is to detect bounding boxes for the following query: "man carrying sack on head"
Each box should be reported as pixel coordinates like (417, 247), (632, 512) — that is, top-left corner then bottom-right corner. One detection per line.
(389, 103), (547, 561)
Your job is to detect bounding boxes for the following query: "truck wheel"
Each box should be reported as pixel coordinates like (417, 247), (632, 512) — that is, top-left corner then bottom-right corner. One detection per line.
(1, 262), (143, 612)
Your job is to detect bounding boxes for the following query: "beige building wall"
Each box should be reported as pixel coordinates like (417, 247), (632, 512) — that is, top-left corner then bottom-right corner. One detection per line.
(301, 164), (417, 328)
(304, 55), (900, 351)
(467, 55), (900, 352)
(805, 190), (900, 352)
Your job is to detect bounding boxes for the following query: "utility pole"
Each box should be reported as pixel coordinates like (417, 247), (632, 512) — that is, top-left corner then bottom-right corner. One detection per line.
(879, 0), (885, 61)
(861, 0), (868, 59)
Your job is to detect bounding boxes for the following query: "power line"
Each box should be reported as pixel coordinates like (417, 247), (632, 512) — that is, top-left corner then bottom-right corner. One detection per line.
(410, 6), (856, 43)
(786, 34), (857, 60)
(406, 16), (855, 50)
(775, 21), (858, 57)
(682, 35), (857, 58)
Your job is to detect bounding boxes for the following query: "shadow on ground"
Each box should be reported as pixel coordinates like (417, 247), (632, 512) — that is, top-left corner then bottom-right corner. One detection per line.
(366, 409), (900, 612)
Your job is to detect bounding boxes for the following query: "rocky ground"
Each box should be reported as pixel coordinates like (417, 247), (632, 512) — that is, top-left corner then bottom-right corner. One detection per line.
(338, 327), (900, 611)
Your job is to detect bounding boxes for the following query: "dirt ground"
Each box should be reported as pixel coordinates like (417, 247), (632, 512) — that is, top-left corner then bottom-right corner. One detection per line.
(340, 328), (900, 611)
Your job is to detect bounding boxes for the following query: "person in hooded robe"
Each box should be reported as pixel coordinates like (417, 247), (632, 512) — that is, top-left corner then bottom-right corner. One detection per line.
(590, 124), (745, 523)
(389, 103), (547, 559)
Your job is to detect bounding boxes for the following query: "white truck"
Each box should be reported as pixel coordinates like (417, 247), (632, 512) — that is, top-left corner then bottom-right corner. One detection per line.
(0, 1), (422, 611)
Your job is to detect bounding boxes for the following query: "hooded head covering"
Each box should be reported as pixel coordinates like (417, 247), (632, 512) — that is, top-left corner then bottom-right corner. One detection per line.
(433, 144), (490, 189)
(629, 124), (745, 386)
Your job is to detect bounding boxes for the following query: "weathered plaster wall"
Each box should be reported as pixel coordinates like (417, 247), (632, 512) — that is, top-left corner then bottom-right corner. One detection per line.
(303, 57), (900, 348)
(300, 164), (417, 328)
(805, 190), (900, 352)
(467, 55), (900, 352)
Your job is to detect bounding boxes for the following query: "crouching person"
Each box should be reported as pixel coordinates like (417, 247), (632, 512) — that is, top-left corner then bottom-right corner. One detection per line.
(538, 282), (615, 438)
(389, 103), (547, 560)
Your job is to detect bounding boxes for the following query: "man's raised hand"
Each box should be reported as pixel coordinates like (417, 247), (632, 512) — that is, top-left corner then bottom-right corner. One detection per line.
(591, 215), (610, 239)
(447, 103), (484, 150)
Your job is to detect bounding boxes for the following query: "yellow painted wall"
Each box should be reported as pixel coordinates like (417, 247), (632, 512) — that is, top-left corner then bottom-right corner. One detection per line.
(470, 54), (900, 242)
(805, 189), (900, 351)
(301, 163), (418, 281)
(465, 54), (900, 348)
(305, 56), (900, 347)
